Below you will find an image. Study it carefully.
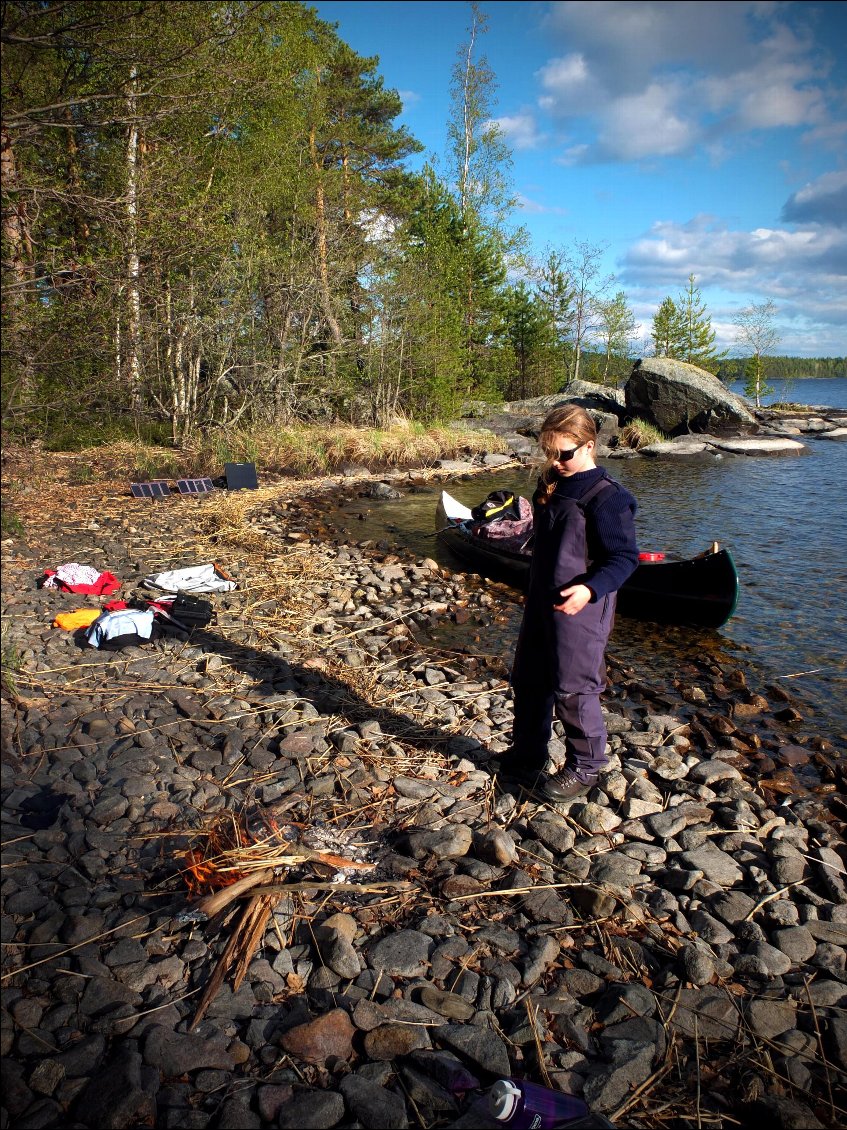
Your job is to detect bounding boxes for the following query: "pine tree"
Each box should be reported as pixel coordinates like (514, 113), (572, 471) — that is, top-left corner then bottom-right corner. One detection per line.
(536, 250), (575, 387)
(503, 282), (558, 400)
(676, 274), (724, 372)
(652, 297), (684, 357)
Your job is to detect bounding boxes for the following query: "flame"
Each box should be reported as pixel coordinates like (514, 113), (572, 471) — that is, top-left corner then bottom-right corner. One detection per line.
(180, 813), (297, 897)
(182, 848), (246, 896)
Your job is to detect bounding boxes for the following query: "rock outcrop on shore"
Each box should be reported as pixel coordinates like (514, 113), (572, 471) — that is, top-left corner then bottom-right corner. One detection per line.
(459, 373), (846, 460)
(624, 360), (757, 436)
(1, 471), (845, 1130)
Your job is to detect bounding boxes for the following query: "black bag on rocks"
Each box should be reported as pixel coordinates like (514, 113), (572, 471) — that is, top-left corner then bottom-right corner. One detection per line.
(172, 593), (215, 629)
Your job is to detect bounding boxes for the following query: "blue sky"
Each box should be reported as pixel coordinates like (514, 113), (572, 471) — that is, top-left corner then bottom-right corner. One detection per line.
(312, 0), (846, 359)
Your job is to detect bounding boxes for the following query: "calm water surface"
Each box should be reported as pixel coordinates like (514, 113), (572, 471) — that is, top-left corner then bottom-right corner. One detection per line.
(333, 378), (847, 745)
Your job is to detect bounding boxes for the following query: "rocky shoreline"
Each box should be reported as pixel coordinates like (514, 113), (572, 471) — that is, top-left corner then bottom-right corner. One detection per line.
(1, 467), (845, 1130)
(460, 386), (847, 461)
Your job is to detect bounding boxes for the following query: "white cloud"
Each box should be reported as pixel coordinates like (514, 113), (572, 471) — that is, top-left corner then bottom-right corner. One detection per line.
(619, 214), (847, 353)
(556, 144), (589, 167)
(398, 89), (421, 108)
(543, 1), (757, 92)
(490, 112), (545, 150)
(537, 53), (591, 110)
(624, 215), (847, 284)
(536, 1), (837, 164)
(597, 83), (695, 160)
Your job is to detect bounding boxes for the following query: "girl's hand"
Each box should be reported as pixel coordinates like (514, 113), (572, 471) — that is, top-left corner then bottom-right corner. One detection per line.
(554, 584), (592, 614)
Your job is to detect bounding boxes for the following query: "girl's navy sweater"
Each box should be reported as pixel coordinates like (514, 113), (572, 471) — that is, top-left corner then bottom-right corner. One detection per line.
(534, 466), (640, 601)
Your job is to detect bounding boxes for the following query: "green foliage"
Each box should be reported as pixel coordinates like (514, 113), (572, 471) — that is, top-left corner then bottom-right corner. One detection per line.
(42, 418), (170, 452)
(595, 290), (637, 383)
(1, 622), (22, 695)
(733, 299), (781, 407)
(652, 297), (684, 358)
(10, 2), (786, 441)
(1, 507), (25, 538)
(502, 282), (559, 400)
(68, 464), (94, 485)
(537, 250), (576, 381)
(742, 355), (775, 407)
(132, 451), (182, 482)
(561, 240), (613, 383)
(443, 4), (522, 394)
(675, 275), (725, 373)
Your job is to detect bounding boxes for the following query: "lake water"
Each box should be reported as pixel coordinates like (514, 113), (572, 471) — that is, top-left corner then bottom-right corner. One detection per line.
(332, 378), (847, 746)
(728, 376), (847, 410)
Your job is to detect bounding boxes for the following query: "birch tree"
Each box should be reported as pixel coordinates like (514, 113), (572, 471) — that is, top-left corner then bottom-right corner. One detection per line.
(595, 290), (637, 384)
(564, 239), (612, 384)
(734, 299), (780, 407)
(446, 3), (518, 392)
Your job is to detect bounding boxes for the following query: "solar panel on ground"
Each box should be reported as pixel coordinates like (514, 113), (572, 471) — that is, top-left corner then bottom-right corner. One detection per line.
(130, 481), (170, 499)
(176, 478), (215, 495)
(224, 462), (258, 490)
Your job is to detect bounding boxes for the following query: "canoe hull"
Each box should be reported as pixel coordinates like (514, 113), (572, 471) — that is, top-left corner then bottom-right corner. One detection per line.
(436, 492), (738, 629)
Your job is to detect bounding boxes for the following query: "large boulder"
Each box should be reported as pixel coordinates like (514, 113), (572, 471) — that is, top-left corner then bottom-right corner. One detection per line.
(505, 380), (625, 416)
(457, 383), (624, 451)
(624, 358), (756, 436)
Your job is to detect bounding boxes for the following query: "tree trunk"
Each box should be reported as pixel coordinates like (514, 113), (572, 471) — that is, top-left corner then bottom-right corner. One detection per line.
(308, 124), (343, 351)
(125, 66), (143, 425)
(63, 106), (90, 259)
(1, 124), (35, 404)
(458, 15), (478, 215)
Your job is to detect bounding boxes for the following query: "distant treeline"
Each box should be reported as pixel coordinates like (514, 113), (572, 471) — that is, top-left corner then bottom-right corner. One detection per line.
(717, 357), (846, 382)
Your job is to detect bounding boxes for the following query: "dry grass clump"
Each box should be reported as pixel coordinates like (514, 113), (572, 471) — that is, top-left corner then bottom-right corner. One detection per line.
(78, 439), (190, 481)
(185, 421), (505, 476)
(191, 492), (269, 551)
(767, 401), (807, 413)
(4, 421), (509, 491)
(619, 418), (668, 450)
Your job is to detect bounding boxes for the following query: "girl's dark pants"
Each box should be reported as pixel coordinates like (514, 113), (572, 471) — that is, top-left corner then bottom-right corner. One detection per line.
(511, 592), (615, 781)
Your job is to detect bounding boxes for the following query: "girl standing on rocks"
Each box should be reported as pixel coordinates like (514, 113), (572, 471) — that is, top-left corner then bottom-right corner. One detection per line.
(497, 405), (639, 801)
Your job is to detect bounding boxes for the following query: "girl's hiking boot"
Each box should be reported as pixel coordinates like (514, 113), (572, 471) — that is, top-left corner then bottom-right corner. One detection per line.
(542, 767), (599, 801)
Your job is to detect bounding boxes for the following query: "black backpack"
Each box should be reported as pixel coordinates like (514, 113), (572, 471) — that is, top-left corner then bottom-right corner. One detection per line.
(471, 490), (524, 523)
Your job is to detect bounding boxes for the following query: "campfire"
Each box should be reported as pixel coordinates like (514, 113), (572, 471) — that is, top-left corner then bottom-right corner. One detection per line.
(178, 804), (381, 1030)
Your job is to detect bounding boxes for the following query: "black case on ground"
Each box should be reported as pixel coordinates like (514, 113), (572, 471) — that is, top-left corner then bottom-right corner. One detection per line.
(172, 593), (215, 628)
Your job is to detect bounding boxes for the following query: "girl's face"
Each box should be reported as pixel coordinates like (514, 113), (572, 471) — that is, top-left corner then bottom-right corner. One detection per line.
(545, 432), (597, 476)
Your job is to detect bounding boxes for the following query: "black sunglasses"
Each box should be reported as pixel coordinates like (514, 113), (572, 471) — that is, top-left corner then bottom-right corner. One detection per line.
(547, 442), (584, 462)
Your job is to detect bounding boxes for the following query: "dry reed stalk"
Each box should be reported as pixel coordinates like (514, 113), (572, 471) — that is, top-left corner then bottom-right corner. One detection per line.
(189, 894), (263, 1031)
(526, 997), (553, 1088)
(742, 880), (811, 921)
(231, 894), (278, 990)
(805, 977), (837, 1121)
(610, 1059), (675, 1122)
(251, 881), (412, 897)
(694, 1013), (702, 1130)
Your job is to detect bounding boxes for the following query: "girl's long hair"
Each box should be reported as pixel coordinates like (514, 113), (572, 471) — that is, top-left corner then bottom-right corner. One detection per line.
(537, 405), (598, 501)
